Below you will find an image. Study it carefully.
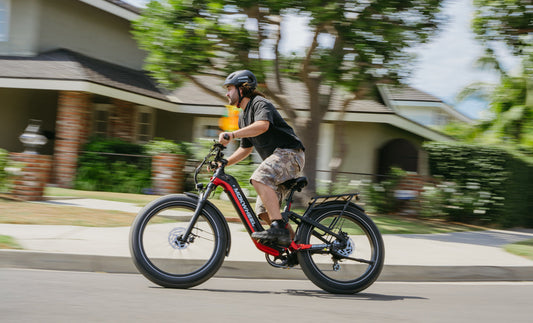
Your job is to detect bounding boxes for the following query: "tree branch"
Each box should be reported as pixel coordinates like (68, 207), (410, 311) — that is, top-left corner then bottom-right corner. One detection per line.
(273, 18), (283, 92)
(185, 74), (225, 102)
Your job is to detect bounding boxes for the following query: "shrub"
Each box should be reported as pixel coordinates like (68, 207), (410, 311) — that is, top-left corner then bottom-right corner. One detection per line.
(362, 168), (406, 215)
(0, 149), (23, 193)
(74, 137), (151, 193)
(423, 142), (533, 227)
(145, 138), (184, 155)
(0, 148), (9, 192)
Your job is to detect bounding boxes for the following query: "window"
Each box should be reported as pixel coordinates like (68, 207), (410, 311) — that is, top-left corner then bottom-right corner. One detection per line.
(136, 106), (154, 143)
(92, 104), (111, 137)
(0, 0), (10, 42)
(203, 125), (220, 138)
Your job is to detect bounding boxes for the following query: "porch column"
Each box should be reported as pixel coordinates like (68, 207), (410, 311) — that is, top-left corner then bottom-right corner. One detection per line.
(53, 91), (91, 188)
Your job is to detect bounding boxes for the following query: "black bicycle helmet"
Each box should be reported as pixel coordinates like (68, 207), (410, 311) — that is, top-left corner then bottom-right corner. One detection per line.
(223, 70), (257, 90)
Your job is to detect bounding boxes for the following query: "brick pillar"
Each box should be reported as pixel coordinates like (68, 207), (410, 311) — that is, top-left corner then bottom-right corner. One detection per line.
(152, 153), (185, 194)
(9, 153), (52, 201)
(53, 91), (91, 188)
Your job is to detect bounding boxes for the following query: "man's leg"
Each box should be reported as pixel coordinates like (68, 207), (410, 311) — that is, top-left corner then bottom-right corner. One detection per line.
(252, 180), (283, 221)
(251, 180), (291, 245)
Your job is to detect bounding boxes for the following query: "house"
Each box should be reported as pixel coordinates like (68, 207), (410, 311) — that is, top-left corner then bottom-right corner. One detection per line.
(377, 84), (473, 128)
(0, 0), (460, 191)
(0, 0), (225, 188)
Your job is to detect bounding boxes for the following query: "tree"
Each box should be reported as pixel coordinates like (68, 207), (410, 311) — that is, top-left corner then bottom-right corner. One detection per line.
(452, 0), (533, 152)
(134, 0), (446, 193)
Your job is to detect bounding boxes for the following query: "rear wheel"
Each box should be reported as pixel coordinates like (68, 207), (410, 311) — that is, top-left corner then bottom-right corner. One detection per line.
(296, 204), (384, 294)
(129, 195), (227, 288)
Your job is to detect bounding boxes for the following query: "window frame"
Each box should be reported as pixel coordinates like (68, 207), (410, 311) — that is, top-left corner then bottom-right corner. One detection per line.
(135, 106), (155, 144)
(0, 0), (11, 42)
(91, 104), (112, 138)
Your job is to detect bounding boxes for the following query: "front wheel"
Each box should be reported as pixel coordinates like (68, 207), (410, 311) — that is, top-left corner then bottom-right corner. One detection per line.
(129, 194), (228, 288)
(296, 204), (384, 294)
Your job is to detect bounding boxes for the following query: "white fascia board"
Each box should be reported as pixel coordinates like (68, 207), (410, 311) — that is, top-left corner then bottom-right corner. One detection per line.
(78, 0), (139, 21)
(392, 100), (443, 107)
(0, 77), (226, 115)
(317, 110), (452, 142)
(392, 100), (473, 123)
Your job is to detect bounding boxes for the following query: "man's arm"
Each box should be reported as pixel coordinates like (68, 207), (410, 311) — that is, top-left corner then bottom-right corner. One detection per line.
(226, 146), (253, 166)
(219, 120), (269, 146)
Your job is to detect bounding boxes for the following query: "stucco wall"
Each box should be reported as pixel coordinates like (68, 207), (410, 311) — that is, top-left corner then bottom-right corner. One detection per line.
(333, 122), (425, 176)
(0, 0), (40, 55)
(0, 0), (145, 69)
(38, 0), (145, 70)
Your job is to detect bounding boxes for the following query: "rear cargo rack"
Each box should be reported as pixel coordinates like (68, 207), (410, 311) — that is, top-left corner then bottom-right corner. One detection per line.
(304, 193), (359, 217)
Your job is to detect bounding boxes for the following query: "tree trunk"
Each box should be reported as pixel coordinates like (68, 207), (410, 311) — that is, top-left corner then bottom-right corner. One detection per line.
(299, 116), (321, 195)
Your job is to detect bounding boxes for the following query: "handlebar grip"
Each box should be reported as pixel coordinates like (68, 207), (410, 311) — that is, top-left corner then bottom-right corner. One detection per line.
(223, 133), (230, 140)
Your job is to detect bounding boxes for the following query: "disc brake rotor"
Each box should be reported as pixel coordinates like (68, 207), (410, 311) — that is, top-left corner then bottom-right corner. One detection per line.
(168, 227), (188, 250)
(333, 236), (355, 257)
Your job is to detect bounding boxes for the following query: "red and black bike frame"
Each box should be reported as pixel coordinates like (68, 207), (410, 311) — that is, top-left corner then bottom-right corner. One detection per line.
(180, 144), (354, 259)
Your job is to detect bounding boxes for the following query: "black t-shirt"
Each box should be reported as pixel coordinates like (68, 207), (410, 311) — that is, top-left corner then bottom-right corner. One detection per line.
(239, 96), (305, 160)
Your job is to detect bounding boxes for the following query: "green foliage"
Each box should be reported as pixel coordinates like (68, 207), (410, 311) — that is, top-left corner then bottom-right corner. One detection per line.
(137, 0), (445, 93)
(145, 138), (184, 155)
(0, 149), (23, 193)
(472, 0), (532, 55)
(74, 138), (151, 194)
(423, 142), (533, 227)
(0, 148), (9, 192)
(182, 139), (257, 197)
(362, 168), (406, 215)
(457, 0), (533, 153)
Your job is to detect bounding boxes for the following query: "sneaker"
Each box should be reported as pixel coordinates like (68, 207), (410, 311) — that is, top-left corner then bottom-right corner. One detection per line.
(251, 220), (291, 246)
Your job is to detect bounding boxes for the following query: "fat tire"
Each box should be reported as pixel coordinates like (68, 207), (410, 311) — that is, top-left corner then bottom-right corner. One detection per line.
(296, 203), (384, 294)
(129, 194), (227, 288)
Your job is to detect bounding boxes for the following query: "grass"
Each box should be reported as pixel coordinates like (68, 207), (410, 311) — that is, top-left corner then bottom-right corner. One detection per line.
(44, 187), (160, 206)
(504, 239), (533, 261)
(0, 235), (22, 249)
(0, 187), (483, 235)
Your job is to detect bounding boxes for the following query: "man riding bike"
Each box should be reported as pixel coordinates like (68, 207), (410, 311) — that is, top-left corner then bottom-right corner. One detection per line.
(218, 70), (305, 246)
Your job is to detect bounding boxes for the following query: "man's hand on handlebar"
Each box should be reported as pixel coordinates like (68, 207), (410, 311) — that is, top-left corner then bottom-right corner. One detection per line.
(218, 132), (232, 146)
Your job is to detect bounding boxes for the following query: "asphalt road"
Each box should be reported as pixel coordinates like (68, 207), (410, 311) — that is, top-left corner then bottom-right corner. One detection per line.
(2, 268), (532, 322)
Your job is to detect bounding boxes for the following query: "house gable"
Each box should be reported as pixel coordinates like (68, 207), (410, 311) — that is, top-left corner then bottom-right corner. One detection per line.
(377, 84), (473, 127)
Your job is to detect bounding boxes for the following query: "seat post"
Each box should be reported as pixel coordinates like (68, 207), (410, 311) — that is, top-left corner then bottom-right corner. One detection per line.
(282, 188), (297, 213)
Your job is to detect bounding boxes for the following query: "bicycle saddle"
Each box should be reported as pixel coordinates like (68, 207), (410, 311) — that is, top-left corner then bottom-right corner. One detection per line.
(281, 176), (308, 192)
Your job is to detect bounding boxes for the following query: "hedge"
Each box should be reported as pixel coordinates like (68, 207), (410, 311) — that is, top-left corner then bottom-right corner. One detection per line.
(423, 142), (532, 227)
(75, 138), (152, 193)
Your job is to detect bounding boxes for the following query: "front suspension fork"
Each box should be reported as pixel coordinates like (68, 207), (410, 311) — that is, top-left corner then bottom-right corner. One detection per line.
(179, 182), (216, 243)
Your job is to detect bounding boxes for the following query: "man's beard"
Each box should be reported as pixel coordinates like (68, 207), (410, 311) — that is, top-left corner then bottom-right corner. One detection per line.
(228, 94), (238, 106)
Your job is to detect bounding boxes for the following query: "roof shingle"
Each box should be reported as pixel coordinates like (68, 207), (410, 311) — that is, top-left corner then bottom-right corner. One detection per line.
(0, 49), (167, 101)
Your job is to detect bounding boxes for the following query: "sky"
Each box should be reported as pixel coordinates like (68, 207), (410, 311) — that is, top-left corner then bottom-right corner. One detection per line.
(124, 0), (521, 119)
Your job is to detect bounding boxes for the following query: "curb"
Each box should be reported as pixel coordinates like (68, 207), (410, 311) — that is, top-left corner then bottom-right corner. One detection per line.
(2, 250), (533, 282)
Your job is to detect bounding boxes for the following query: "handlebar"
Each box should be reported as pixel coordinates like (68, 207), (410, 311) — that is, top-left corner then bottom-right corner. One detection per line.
(193, 141), (227, 190)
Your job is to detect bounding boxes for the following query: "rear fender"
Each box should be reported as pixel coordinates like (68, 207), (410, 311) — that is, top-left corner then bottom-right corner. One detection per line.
(185, 192), (232, 257)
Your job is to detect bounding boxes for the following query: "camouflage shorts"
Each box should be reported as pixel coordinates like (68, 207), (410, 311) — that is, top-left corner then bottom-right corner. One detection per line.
(251, 148), (305, 215)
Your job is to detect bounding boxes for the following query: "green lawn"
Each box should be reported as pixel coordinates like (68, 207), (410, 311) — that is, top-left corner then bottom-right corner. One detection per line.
(0, 235), (23, 249)
(504, 239), (533, 261)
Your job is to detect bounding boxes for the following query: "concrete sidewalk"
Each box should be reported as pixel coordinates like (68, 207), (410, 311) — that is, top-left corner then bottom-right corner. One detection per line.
(1, 198), (533, 282)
